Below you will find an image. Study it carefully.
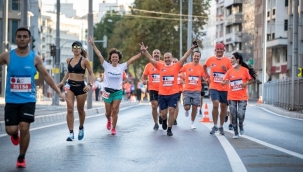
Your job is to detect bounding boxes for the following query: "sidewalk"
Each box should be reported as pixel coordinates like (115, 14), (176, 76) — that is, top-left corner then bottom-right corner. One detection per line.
(257, 103), (303, 119)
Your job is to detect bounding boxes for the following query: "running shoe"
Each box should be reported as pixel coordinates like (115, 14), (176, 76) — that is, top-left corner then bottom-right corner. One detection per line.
(66, 133), (74, 141)
(233, 130), (239, 139)
(159, 116), (163, 125)
(10, 134), (19, 146)
(167, 130), (173, 136)
(185, 111), (189, 117)
(111, 128), (116, 135)
(219, 127), (225, 135)
(162, 118), (167, 130)
(16, 158), (26, 168)
(228, 124), (233, 130)
(190, 124), (196, 130)
(174, 120), (177, 125)
(239, 126), (245, 135)
(78, 128), (84, 140)
(209, 126), (218, 134)
(107, 119), (111, 130)
(153, 124), (159, 130)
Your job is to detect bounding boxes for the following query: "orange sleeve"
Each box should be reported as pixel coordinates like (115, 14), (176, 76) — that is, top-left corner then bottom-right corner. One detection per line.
(143, 64), (149, 76)
(224, 70), (230, 80)
(123, 72), (127, 79)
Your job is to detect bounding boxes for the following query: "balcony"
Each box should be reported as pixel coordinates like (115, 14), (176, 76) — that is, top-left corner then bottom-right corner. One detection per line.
(225, 32), (242, 43)
(224, 0), (242, 7)
(225, 13), (243, 26)
(266, 37), (287, 48)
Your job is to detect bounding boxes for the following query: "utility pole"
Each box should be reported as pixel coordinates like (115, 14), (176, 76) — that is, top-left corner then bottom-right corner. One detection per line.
(261, 0), (267, 102)
(87, 0), (94, 109)
(1, 0), (8, 97)
(52, 0), (61, 105)
(186, 0), (192, 62)
(179, 0), (182, 59)
(21, 0), (28, 27)
(291, 0), (299, 110)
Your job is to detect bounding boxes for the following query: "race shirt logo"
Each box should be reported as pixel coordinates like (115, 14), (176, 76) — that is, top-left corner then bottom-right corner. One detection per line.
(151, 74), (160, 83)
(162, 76), (174, 86)
(213, 72), (225, 83)
(230, 79), (243, 91)
(10, 76), (32, 92)
(188, 75), (199, 85)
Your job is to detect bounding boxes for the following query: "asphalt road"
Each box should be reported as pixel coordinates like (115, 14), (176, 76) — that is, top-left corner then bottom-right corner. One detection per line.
(0, 99), (303, 172)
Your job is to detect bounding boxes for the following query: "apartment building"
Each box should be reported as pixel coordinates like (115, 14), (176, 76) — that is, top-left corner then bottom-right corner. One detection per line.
(216, 0), (243, 57)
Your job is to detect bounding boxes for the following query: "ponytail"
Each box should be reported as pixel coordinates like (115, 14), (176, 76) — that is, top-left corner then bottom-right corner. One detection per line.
(81, 49), (87, 58)
(232, 52), (257, 80)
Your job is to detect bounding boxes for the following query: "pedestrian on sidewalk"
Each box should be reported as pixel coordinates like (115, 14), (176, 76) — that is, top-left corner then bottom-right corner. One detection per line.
(221, 52), (257, 138)
(203, 43), (232, 135)
(0, 27), (66, 168)
(89, 36), (142, 135)
(94, 77), (102, 101)
(58, 41), (94, 141)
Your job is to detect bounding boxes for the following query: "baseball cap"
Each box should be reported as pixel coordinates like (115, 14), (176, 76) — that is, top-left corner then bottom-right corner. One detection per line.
(215, 43), (225, 50)
(72, 41), (82, 47)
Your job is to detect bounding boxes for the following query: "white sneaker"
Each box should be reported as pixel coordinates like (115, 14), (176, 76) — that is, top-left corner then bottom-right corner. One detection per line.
(185, 111), (189, 117)
(190, 124), (196, 129)
(233, 134), (239, 139)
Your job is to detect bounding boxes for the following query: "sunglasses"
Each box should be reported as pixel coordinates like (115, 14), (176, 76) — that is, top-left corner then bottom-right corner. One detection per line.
(73, 45), (82, 49)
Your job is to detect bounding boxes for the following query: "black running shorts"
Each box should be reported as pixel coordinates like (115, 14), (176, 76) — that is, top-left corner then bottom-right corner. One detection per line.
(5, 102), (36, 126)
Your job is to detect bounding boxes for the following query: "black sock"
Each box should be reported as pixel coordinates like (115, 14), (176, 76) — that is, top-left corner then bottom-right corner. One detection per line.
(18, 154), (25, 161)
(69, 130), (73, 133)
(79, 126), (83, 130)
(168, 127), (172, 131)
(13, 133), (18, 139)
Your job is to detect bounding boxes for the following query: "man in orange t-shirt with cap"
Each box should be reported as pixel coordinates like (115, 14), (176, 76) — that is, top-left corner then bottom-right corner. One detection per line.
(140, 42), (197, 136)
(203, 43), (232, 135)
(141, 49), (162, 130)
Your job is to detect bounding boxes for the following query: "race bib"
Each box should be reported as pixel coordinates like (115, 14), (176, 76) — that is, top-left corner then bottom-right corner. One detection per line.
(188, 75), (199, 85)
(213, 72), (225, 83)
(10, 76), (32, 92)
(230, 79), (243, 91)
(151, 74), (160, 83)
(102, 91), (110, 99)
(162, 76), (174, 87)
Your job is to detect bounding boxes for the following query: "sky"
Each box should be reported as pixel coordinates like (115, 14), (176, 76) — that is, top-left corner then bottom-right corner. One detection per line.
(41, 0), (134, 16)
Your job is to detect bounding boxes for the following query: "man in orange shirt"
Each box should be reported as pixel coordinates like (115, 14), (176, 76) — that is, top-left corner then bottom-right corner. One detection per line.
(140, 42), (197, 136)
(180, 51), (205, 129)
(173, 57), (183, 125)
(221, 52), (256, 138)
(141, 49), (162, 130)
(203, 43), (232, 135)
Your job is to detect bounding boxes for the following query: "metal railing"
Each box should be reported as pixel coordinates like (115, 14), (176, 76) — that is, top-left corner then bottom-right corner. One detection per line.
(264, 77), (303, 111)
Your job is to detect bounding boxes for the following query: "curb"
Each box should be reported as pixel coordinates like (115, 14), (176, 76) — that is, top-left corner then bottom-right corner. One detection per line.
(0, 101), (138, 131)
(257, 103), (303, 119)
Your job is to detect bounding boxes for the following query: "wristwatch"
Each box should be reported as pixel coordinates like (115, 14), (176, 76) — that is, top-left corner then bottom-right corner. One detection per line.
(88, 83), (92, 87)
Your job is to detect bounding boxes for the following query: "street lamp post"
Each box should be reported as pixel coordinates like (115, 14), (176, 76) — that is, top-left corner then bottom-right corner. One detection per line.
(261, 0), (267, 103)
(179, 0), (182, 59)
(87, 0), (94, 109)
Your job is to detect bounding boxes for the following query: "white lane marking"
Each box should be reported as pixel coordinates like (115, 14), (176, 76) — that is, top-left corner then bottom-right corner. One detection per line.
(203, 123), (247, 172)
(258, 107), (303, 121)
(224, 129), (303, 160)
(0, 106), (138, 138)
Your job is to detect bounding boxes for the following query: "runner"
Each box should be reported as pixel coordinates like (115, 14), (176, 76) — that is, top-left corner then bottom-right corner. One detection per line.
(141, 49), (162, 130)
(58, 41), (94, 141)
(89, 36), (142, 135)
(140, 42), (198, 136)
(197, 79), (206, 115)
(180, 51), (205, 129)
(203, 43), (232, 135)
(0, 27), (66, 168)
(221, 52), (256, 138)
(173, 58), (183, 125)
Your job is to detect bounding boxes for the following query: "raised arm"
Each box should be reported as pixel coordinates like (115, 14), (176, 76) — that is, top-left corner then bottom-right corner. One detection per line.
(89, 36), (105, 65)
(140, 42), (157, 68)
(126, 53), (141, 67)
(179, 42), (198, 66)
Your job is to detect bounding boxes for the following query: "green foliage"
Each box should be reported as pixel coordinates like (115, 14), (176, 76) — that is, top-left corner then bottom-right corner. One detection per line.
(93, 0), (211, 78)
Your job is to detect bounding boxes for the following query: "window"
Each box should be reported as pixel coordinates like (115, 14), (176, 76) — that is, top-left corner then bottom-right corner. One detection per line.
(11, 20), (19, 44)
(267, 34), (271, 41)
(273, 9), (275, 15)
(285, 0), (288, 6)
(239, 25), (242, 32)
(267, 11), (270, 17)
(284, 20), (288, 31)
(272, 33), (275, 39)
(12, 0), (19, 11)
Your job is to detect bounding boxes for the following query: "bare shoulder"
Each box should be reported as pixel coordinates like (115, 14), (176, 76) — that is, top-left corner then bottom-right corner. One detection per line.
(0, 51), (10, 65)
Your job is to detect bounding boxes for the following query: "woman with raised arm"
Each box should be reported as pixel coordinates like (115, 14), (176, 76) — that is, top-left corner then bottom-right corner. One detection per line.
(58, 41), (94, 141)
(221, 52), (257, 139)
(89, 36), (142, 135)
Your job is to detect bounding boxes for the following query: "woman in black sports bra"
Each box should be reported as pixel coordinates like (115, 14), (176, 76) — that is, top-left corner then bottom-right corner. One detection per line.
(58, 41), (94, 141)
